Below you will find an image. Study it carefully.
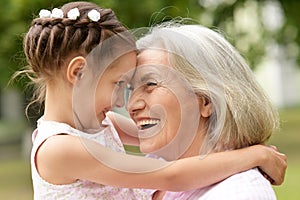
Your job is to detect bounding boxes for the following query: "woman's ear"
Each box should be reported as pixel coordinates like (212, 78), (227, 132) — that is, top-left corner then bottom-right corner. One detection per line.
(199, 96), (212, 118)
(67, 56), (86, 85)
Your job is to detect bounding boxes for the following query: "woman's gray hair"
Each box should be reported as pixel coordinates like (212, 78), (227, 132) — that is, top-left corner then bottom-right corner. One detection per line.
(136, 23), (279, 154)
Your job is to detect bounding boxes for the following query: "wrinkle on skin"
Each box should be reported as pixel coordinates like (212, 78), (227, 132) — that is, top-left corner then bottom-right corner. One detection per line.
(128, 49), (201, 161)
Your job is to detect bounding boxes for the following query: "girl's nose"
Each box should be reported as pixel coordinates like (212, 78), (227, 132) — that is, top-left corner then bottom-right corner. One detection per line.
(112, 88), (125, 108)
(114, 93), (125, 108)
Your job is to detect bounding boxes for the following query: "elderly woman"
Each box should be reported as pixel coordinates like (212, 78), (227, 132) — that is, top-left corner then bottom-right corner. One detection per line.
(126, 24), (281, 199)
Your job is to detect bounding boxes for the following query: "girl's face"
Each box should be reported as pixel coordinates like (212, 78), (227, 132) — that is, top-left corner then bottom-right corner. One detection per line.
(127, 49), (200, 158)
(71, 51), (137, 132)
(95, 52), (137, 123)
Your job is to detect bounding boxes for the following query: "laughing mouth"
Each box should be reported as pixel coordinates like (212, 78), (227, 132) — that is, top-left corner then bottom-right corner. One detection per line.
(137, 119), (160, 130)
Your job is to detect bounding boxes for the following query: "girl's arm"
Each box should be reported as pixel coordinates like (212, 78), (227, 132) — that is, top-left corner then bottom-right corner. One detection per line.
(108, 111), (286, 185)
(107, 111), (140, 145)
(36, 135), (286, 190)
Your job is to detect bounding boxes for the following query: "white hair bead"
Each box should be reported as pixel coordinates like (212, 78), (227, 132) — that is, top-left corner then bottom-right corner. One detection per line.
(88, 9), (101, 22)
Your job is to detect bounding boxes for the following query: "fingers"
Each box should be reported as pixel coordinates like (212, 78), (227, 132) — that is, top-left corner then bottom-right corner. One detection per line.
(273, 148), (287, 185)
(269, 145), (278, 151)
(268, 145), (287, 161)
(279, 153), (287, 162)
(259, 145), (287, 185)
(258, 168), (275, 184)
(272, 154), (287, 185)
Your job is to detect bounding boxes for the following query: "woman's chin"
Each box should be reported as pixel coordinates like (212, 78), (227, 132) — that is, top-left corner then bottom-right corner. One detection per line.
(139, 140), (158, 154)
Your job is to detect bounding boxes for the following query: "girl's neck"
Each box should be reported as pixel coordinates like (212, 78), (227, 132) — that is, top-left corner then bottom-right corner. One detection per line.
(43, 83), (74, 126)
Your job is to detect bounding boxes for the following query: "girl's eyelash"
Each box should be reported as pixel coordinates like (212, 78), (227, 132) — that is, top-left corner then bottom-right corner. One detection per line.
(115, 81), (125, 87)
(127, 83), (134, 91)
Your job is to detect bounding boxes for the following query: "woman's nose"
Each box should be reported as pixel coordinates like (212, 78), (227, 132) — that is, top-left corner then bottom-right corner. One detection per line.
(126, 93), (146, 115)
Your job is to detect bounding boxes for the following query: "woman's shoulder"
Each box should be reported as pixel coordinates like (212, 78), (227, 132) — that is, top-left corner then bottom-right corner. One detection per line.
(223, 168), (272, 185)
(201, 168), (276, 200)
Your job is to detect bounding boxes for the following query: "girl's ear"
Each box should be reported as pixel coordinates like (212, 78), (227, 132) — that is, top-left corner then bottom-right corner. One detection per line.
(67, 56), (86, 85)
(199, 96), (212, 118)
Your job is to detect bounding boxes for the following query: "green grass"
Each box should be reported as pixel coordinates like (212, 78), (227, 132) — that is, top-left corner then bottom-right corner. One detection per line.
(0, 159), (32, 200)
(0, 106), (299, 199)
(268, 106), (300, 199)
(273, 160), (300, 199)
(269, 107), (300, 160)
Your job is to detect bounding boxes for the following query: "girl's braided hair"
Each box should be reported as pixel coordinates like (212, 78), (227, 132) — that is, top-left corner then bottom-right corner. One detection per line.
(22, 1), (130, 112)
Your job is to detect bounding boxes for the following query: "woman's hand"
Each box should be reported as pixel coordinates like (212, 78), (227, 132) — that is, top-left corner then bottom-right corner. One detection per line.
(256, 144), (287, 185)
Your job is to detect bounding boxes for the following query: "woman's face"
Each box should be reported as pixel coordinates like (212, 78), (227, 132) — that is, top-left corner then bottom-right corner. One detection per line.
(127, 49), (200, 158)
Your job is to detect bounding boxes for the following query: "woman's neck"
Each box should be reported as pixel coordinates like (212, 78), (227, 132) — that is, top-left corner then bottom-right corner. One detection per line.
(179, 119), (207, 159)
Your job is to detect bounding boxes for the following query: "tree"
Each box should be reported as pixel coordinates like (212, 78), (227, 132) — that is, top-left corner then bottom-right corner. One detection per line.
(0, 0), (299, 90)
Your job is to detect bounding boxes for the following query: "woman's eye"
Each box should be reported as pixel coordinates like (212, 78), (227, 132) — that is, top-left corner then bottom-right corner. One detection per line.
(144, 81), (158, 92)
(146, 82), (157, 86)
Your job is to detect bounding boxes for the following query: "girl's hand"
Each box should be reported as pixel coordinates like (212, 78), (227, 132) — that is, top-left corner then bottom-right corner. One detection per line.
(257, 145), (287, 185)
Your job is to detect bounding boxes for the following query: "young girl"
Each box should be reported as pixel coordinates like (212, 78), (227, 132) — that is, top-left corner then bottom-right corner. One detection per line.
(21, 1), (286, 199)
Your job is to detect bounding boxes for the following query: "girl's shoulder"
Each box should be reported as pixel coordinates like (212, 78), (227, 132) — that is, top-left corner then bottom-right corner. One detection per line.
(35, 134), (84, 184)
(36, 118), (77, 136)
(33, 118), (87, 185)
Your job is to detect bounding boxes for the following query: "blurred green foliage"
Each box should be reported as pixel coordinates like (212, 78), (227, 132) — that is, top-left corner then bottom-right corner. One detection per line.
(0, 0), (299, 90)
(0, 120), (27, 144)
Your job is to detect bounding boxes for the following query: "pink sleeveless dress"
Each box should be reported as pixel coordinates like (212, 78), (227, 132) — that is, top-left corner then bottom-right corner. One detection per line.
(31, 116), (153, 199)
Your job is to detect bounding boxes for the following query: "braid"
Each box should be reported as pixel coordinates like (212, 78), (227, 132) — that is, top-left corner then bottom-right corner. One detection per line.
(22, 1), (129, 111)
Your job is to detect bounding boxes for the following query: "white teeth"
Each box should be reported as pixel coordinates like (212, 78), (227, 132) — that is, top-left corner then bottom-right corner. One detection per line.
(137, 119), (160, 127)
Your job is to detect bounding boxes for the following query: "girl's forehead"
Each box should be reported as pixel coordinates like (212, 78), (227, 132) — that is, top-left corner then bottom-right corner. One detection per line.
(105, 52), (136, 70)
(100, 52), (136, 80)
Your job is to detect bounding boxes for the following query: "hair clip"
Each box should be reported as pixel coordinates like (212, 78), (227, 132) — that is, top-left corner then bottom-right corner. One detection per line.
(39, 9), (51, 18)
(50, 8), (63, 18)
(38, 8), (100, 22)
(67, 8), (80, 20)
(88, 9), (101, 22)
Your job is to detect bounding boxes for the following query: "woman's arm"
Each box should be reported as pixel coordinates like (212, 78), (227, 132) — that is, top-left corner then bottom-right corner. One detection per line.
(37, 135), (286, 190)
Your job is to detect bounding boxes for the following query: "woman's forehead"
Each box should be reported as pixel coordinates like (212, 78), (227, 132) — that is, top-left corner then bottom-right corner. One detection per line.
(137, 49), (169, 66)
